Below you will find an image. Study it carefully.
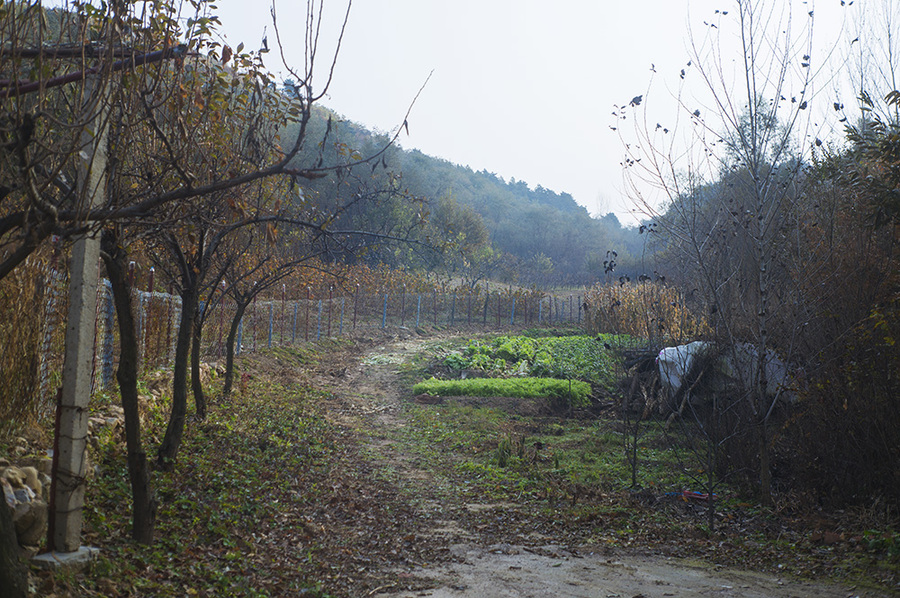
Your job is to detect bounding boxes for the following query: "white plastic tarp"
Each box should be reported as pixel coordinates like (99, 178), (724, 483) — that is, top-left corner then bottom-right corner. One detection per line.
(656, 341), (794, 410)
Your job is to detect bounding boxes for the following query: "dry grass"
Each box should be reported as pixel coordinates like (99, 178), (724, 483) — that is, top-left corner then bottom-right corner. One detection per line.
(0, 249), (63, 438)
(583, 281), (709, 345)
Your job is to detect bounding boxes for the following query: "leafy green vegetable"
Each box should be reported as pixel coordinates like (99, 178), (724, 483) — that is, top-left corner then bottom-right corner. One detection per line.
(441, 334), (625, 390)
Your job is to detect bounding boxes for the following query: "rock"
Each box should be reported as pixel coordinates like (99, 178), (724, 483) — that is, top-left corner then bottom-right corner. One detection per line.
(12, 439), (29, 458)
(37, 474), (51, 502)
(19, 467), (40, 497)
(12, 501), (29, 522)
(3, 467), (49, 548)
(12, 488), (34, 504)
(34, 457), (53, 477)
(1, 479), (15, 510)
(1, 468), (26, 489)
(0, 484), (27, 597)
(13, 499), (47, 546)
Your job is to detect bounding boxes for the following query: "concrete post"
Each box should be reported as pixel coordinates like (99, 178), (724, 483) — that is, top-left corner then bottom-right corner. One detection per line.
(53, 79), (108, 553)
(55, 232), (101, 552)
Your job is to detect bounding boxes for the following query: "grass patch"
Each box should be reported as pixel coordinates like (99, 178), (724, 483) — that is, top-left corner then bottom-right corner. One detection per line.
(39, 349), (356, 597)
(413, 376), (591, 407)
(399, 400), (695, 504)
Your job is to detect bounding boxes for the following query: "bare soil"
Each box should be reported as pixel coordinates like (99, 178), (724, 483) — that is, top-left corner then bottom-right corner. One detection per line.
(308, 330), (889, 598)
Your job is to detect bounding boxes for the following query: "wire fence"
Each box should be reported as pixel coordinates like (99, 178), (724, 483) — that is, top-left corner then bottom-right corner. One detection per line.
(34, 265), (586, 405)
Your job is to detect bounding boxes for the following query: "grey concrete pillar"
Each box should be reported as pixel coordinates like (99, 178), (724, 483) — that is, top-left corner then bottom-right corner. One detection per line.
(53, 77), (108, 553)
(54, 234), (100, 552)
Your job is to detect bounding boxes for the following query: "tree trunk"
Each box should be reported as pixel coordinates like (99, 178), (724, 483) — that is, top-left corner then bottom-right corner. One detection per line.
(756, 273), (774, 506)
(157, 285), (197, 470)
(191, 316), (206, 420)
(0, 498), (26, 598)
(223, 301), (248, 397)
(758, 419), (773, 507)
(705, 413), (717, 531)
(102, 233), (157, 543)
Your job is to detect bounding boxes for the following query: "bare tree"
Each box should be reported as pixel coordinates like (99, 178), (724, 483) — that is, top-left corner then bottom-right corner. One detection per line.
(99, 227), (157, 543)
(217, 229), (302, 396)
(0, 0), (423, 552)
(618, 0), (840, 505)
(843, 0), (900, 125)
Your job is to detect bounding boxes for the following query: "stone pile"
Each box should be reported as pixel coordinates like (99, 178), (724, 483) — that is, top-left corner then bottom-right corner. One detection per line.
(1, 455), (52, 553)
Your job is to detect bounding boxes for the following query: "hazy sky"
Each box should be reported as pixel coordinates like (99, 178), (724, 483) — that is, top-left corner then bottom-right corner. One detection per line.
(210, 1), (852, 223)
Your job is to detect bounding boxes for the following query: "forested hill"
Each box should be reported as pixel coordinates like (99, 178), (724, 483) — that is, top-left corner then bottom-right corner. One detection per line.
(393, 148), (644, 283)
(287, 106), (645, 286)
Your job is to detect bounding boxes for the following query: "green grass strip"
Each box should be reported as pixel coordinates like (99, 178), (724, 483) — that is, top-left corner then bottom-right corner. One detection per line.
(413, 376), (591, 407)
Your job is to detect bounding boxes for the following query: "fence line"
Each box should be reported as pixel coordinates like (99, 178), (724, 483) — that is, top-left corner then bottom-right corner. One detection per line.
(36, 275), (586, 396)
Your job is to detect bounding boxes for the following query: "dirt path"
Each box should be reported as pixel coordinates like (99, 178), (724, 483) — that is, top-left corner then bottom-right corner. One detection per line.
(314, 334), (880, 598)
